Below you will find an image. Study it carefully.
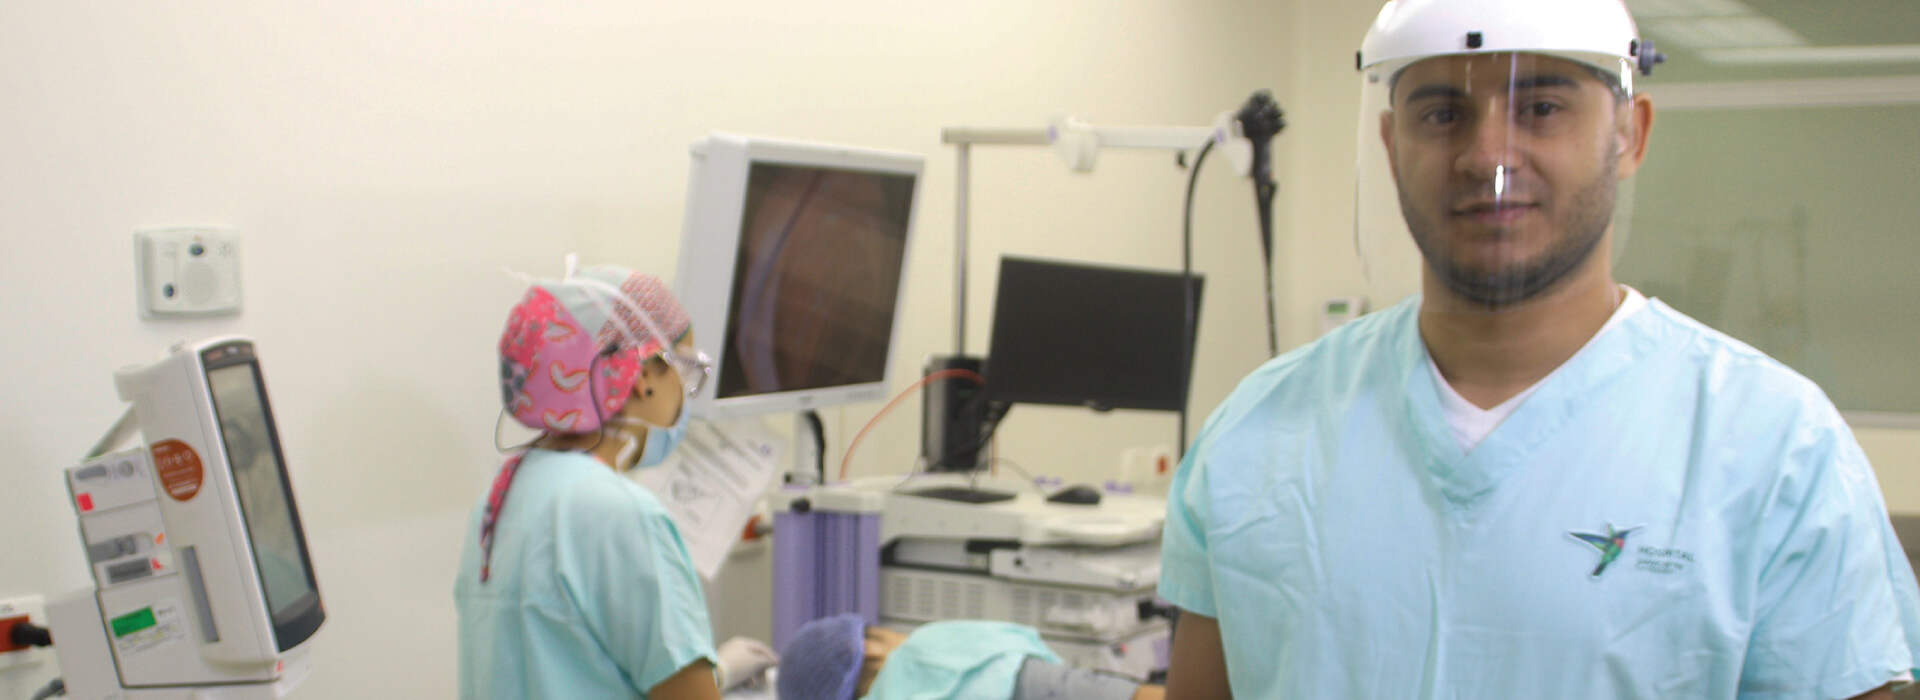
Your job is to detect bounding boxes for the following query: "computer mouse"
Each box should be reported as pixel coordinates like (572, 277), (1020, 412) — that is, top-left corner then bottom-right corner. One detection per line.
(1047, 484), (1103, 506)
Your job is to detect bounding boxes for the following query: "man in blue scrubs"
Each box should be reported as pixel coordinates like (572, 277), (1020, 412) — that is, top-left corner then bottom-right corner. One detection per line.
(1159, 1), (1920, 698)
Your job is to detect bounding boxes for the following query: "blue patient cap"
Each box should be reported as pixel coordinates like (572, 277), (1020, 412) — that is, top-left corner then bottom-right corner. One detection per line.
(777, 614), (866, 700)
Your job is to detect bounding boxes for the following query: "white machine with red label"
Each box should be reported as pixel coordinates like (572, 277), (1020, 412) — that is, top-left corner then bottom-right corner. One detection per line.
(48, 337), (324, 699)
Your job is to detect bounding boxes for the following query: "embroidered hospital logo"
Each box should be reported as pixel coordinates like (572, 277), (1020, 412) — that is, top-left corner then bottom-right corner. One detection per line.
(1568, 523), (1641, 579)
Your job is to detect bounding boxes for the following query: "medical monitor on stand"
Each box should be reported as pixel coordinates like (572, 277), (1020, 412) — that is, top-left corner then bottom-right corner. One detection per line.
(908, 257), (1203, 502)
(48, 337), (324, 700)
(984, 255), (1204, 432)
(674, 132), (922, 423)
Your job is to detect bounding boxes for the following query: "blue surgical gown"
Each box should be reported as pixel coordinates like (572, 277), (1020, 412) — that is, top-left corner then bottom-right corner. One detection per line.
(1161, 296), (1920, 699)
(456, 448), (717, 698)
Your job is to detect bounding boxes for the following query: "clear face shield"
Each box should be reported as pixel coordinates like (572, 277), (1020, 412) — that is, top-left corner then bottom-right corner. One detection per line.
(1356, 51), (1642, 313)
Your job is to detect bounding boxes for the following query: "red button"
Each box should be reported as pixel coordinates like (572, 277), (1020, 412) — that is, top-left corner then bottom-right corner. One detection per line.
(77, 493), (94, 512)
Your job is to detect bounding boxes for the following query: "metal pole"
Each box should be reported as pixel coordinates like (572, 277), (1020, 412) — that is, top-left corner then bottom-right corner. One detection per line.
(940, 122), (1209, 357)
(954, 142), (971, 355)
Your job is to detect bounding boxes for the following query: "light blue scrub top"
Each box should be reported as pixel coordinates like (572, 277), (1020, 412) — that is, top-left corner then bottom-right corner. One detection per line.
(456, 449), (716, 699)
(1162, 296), (1920, 699)
(862, 621), (1063, 700)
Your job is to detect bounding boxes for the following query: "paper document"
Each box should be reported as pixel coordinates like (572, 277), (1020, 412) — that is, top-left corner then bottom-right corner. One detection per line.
(631, 417), (784, 579)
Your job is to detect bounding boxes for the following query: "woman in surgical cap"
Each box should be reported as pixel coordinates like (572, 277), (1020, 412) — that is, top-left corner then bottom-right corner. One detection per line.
(778, 614), (1166, 700)
(455, 263), (775, 699)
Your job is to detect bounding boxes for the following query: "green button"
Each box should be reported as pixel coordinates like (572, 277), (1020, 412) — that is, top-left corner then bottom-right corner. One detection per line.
(110, 608), (156, 637)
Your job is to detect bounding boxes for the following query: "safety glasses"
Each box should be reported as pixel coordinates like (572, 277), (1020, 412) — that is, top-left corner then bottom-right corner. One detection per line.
(568, 274), (711, 399)
(656, 347), (714, 399)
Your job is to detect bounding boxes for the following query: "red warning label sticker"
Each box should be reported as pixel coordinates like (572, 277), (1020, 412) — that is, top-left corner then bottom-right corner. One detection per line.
(151, 440), (204, 502)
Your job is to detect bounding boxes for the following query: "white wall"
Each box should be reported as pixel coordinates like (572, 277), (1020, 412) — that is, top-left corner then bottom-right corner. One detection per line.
(0, 1), (1285, 697)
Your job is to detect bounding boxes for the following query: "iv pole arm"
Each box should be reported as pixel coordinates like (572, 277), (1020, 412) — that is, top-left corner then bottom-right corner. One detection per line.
(940, 98), (1282, 461)
(940, 118), (1237, 356)
(941, 124), (1217, 150)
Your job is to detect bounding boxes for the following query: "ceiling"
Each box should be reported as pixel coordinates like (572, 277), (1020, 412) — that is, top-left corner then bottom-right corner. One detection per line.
(1626, 0), (1920, 82)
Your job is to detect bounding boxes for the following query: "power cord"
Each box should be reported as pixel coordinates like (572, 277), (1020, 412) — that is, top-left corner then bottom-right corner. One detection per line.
(802, 410), (826, 485)
(30, 678), (65, 700)
(931, 399), (1010, 473)
(981, 457), (1051, 498)
(10, 620), (52, 648)
(8, 621), (61, 698)
(839, 368), (984, 481)
(1177, 139), (1213, 457)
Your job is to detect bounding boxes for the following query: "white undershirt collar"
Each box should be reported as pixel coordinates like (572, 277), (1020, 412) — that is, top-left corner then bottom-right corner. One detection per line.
(1430, 285), (1648, 455)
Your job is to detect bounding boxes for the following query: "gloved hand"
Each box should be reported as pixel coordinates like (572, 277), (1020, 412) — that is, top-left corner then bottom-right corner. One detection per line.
(715, 636), (780, 691)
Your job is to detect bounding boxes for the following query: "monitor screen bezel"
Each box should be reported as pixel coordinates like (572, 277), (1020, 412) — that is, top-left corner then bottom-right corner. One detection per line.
(200, 341), (325, 653)
(984, 256), (1205, 413)
(674, 132), (923, 421)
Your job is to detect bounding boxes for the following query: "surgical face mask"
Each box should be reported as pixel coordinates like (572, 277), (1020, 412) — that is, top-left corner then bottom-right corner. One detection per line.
(609, 409), (689, 469)
(639, 408), (689, 467)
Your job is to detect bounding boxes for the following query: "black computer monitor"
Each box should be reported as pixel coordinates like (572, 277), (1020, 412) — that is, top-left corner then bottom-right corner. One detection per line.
(984, 256), (1202, 412)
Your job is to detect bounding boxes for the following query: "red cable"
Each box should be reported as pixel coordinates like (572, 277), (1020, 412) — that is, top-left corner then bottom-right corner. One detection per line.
(838, 368), (985, 482)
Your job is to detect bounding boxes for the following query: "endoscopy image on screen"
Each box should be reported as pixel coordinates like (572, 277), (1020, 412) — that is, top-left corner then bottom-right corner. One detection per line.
(207, 363), (316, 619)
(718, 163), (915, 399)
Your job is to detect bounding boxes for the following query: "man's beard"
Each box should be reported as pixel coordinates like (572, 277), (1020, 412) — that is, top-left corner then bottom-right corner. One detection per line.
(1400, 158), (1617, 309)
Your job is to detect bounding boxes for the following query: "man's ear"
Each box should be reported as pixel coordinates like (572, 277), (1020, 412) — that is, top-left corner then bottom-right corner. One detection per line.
(1614, 94), (1655, 179)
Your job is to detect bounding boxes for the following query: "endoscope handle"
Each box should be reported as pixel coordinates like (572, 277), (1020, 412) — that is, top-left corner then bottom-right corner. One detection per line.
(1234, 90), (1286, 185)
